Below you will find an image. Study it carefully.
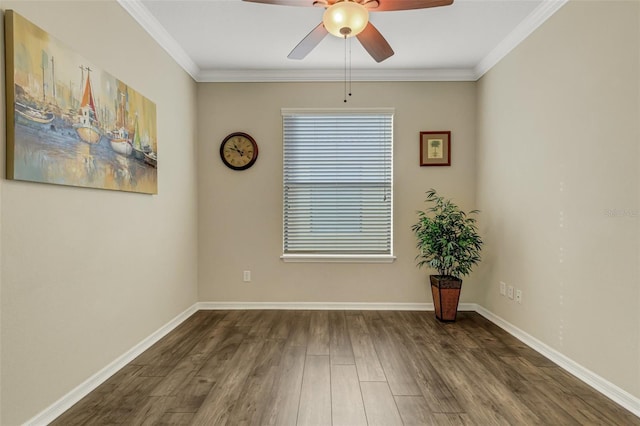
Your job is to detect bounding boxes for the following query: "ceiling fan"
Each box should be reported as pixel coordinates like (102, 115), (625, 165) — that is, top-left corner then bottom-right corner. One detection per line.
(243, 0), (454, 63)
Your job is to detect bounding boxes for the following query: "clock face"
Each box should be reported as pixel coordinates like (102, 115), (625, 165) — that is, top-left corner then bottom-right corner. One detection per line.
(220, 132), (258, 170)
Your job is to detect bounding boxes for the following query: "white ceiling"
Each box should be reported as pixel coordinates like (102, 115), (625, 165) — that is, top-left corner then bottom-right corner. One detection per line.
(119, 0), (567, 82)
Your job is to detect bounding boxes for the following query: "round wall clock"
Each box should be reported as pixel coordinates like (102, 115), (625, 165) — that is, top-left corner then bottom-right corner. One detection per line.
(219, 132), (259, 170)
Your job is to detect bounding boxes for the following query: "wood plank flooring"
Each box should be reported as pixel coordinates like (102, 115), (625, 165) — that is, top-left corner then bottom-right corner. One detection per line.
(52, 310), (639, 425)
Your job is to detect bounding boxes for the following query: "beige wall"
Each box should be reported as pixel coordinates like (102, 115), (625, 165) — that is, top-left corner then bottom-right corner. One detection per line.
(0, 2), (199, 424)
(476, 0), (639, 399)
(197, 82), (481, 304)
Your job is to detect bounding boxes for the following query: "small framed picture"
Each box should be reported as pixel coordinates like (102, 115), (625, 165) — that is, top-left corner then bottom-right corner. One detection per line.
(420, 131), (451, 166)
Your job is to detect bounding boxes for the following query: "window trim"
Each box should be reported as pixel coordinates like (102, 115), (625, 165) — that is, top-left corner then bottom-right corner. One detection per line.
(281, 254), (396, 263)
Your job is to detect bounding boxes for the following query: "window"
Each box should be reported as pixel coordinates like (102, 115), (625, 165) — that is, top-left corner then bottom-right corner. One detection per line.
(282, 108), (394, 262)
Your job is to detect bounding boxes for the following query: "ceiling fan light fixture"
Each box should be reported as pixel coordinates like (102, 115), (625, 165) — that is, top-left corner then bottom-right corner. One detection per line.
(322, 1), (369, 38)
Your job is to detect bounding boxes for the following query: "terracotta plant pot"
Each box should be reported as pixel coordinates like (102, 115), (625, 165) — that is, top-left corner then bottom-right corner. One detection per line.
(430, 275), (462, 322)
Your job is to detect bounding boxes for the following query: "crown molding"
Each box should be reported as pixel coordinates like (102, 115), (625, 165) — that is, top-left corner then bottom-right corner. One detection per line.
(473, 0), (569, 80)
(119, 0), (567, 83)
(116, 0), (200, 80)
(195, 67), (477, 82)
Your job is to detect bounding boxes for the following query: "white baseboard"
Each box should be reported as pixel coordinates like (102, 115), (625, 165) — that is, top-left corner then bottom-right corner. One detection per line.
(24, 303), (200, 426)
(196, 301), (477, 311)
(25, 301), (638, 424)
(475, 305), (640, 418)
(197, 301), (430, 311)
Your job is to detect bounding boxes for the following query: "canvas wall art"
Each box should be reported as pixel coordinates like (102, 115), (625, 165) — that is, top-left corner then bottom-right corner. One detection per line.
(4, 10), (158, 194)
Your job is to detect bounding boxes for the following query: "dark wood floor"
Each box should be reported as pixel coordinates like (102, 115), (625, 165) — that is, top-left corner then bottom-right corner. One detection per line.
(52, 310), (639, 425)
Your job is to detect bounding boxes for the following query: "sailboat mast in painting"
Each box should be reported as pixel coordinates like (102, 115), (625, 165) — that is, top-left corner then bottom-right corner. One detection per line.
(4, 10), (158, 194)
(108, 91), (134, 156)
(74, 66), (101, 144)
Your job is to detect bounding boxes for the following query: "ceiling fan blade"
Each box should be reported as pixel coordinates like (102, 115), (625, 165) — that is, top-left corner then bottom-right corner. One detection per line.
(288, 23), (329, 60)
(356, 22), (394, 63)
(371, 0), (453, 11)
(242, 0), (317, 7)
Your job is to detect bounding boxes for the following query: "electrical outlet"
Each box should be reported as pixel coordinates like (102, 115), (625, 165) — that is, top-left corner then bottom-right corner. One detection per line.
(243, 270), (251, 282)
(515, 289), (522, 304)
(507, 285), (514, 300)
(499, 281), (506, 296)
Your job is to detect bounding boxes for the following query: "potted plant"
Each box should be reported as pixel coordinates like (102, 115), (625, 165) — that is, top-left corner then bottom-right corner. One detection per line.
(411, 189), (483, 322)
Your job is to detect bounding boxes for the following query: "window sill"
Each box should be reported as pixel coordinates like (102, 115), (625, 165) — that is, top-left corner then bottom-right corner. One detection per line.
(280, 254), (396, 264)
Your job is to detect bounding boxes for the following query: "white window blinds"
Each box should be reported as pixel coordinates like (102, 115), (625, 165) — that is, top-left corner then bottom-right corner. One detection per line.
(282, 109), (393, 256)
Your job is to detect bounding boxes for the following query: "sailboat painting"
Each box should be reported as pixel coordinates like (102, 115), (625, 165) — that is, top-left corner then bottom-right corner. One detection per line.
(4, 11), (158, 194)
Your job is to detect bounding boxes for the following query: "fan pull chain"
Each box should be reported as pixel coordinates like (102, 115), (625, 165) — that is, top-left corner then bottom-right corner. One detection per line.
(344, 35), (348, 103)
(349, 37), (353, 98)
(343, 36), (354, 103)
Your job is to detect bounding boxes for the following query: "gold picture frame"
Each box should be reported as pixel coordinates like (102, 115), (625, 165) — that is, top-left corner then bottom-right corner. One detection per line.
(420, 131), (451, 167)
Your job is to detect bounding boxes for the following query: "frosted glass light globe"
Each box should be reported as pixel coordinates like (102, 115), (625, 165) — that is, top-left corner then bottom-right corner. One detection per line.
(322, 1), (369, 38)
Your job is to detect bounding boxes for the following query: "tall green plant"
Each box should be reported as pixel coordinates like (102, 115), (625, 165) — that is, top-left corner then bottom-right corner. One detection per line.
(411, 189), (483, 278)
